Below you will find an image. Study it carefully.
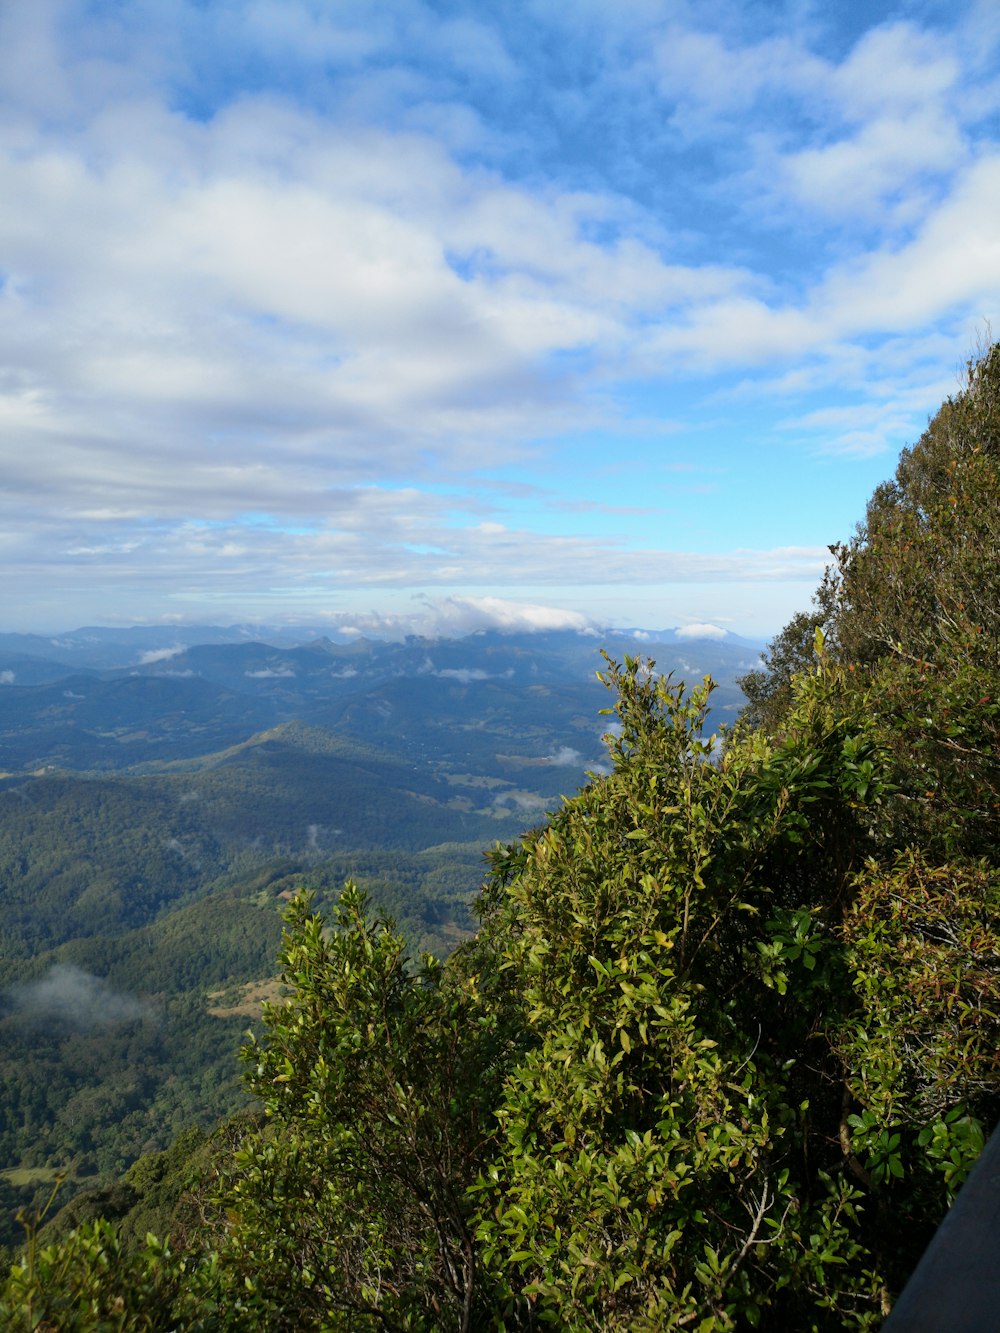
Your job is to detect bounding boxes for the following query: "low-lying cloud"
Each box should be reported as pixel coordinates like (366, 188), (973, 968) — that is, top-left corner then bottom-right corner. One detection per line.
(138, 645), (185, 664)
(676, 623), (728, 640)
(544, 746), (583, 766)
(337, 597), (596, 641)
(5, 965), (151, 1030)
(495, 791), (552, 813)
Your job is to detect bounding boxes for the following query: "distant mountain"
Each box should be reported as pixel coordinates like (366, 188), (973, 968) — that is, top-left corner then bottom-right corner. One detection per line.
(0, 623), (353, 673)
(0, 622), (763, 673)
(0, 626), (762, 779)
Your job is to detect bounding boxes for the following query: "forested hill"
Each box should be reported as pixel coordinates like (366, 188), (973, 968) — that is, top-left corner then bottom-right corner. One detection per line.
(2, 347), (999, 1329)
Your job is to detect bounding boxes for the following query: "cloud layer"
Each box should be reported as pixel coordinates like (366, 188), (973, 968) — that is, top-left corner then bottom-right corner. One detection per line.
(1, 2), (998, 634)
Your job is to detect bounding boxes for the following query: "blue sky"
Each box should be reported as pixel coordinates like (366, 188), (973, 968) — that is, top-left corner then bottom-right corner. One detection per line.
(2, 0), (999, 638)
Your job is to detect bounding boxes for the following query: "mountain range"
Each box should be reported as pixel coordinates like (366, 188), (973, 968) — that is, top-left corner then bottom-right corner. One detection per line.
(0, 623), (761, 779)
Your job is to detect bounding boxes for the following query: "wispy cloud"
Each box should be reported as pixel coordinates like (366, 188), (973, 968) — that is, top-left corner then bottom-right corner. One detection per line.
(138, 645), (184, 664)
(6, 964), (151, 1030)
(435, 667), (492, 684)
(543, 746), (583, 766)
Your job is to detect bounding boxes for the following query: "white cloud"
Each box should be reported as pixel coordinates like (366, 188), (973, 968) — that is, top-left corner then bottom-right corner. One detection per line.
(544, 745), (583, 766)
(653, 28), (828, 128)
(640, 147), (1000, 380)
(437, 597), (591, 633)
(830, 22), (961, 119)
(317, 596), (595, 640)
(676, 623), (726, 640)
(7, 964), (150, 1030)
(435, 667), (491, 684)
(0, 2), (997, 636)
(816, 155), (1000, 334)
(781, 111), (965, 223)
(777, 397), (934, 458)
(495, 790), (551, 813)
(0, 494), (835, 627)
(138, 644), (184, 664)
(0, 670), (13, 684)
(245, 666), (296, 678)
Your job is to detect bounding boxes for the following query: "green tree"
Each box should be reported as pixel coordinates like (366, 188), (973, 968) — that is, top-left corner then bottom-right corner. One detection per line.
(736, 607), (830, 735)
(732, 341), (1000, 1308)
(475, 657), (890, 1330)
(208, 884), (522, 1331)
(742, 341), (1000, 857)
(0, 1190), (217, 1332)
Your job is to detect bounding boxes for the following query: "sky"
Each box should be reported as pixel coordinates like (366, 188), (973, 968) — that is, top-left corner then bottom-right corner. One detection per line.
(1, 0), (999, 640)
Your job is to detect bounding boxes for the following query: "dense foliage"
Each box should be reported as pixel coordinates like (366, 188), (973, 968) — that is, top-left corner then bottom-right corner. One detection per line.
(3, 346), (1000, 1327)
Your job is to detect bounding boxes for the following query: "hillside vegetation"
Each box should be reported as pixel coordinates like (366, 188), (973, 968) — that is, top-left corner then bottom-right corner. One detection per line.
(0, 625), (754, 1246)
(0, 722), (525, 1248)
(2, 346), (999, 1328)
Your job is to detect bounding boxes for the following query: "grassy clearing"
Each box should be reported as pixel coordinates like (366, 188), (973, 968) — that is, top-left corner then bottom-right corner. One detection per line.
(207, 976), (286, 1018)
(1, 1167), (64, 1187)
